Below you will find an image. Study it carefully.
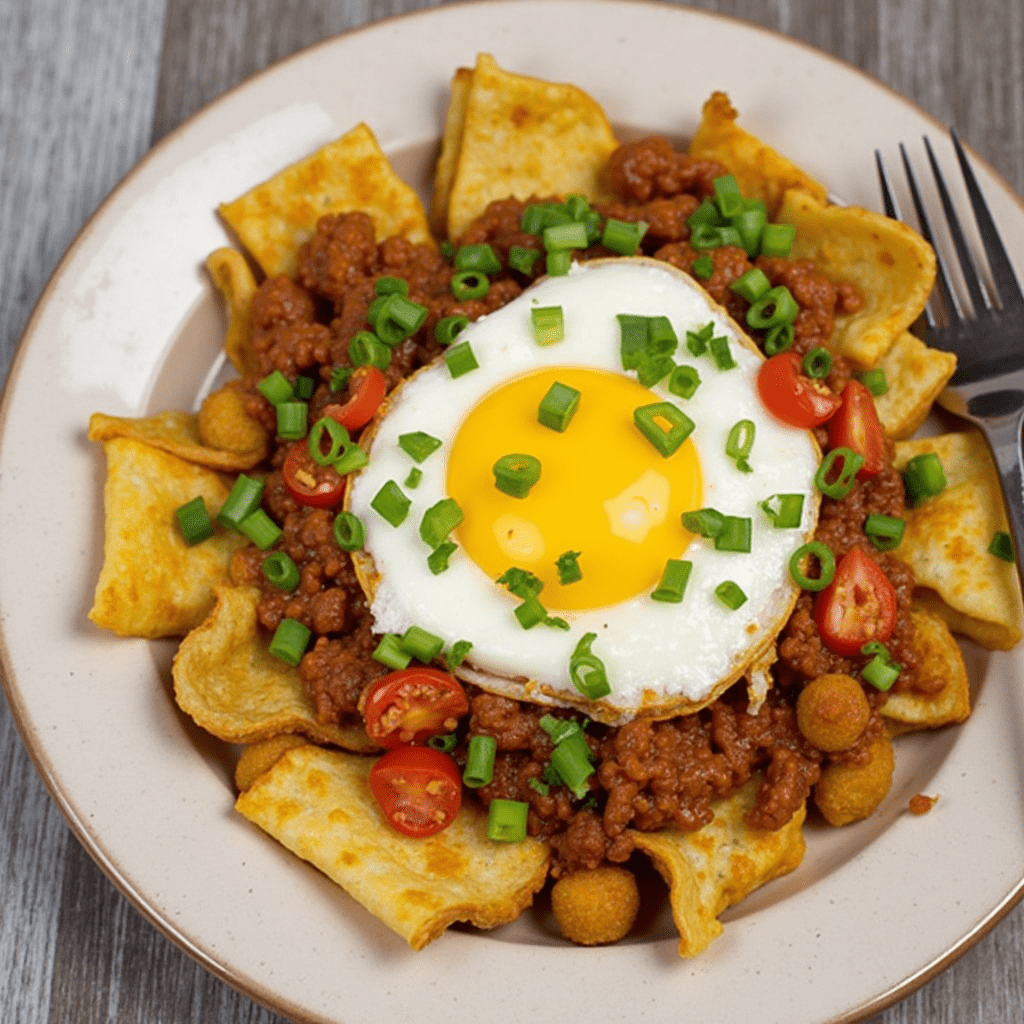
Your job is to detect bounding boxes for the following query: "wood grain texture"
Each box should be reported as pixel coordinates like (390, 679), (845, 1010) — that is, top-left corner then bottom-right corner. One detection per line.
(2, 0), (1024, 1021)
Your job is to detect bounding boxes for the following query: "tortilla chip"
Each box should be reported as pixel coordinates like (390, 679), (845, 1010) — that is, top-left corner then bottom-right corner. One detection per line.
(219, 122), (433, 279)
(629, 778), (806, 957)
(429, 66), (472, 237)
(88, 409), (267, 472)
(873, 330), (957, 439)
(882, 602), (971, 732)
(235, 745), (551, 950)
(893, 430), (1023, 650)
(205, 247), (260, 376)
(89, 438), (248, 638)
(443, 53), (618, 241)
(172, 584), (376, 750)
(778, 190), (936, 367)
(688, 92), (828, 218)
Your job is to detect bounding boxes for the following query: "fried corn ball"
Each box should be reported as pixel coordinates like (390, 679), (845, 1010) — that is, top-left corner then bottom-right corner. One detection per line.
(796, 673), (871, 752)
(814, 734), (894, 826)
(197, 380), (270, 457)
(234, 734), (308, 792)
(550, 866), (640, 945)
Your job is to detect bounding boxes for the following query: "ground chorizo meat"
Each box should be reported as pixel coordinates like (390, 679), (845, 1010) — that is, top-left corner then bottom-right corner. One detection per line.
(608, 136), (725, 203)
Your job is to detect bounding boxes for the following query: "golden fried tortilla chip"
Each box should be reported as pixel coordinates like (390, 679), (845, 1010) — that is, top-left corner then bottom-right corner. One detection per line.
(688, 92), (828, 217)
(219, 122), (433, 279)
(629, 778), (806, 958)
(443, 53), (618, 241)
(235, 745), (551, 950)
(205, 247), (260, 376)
(88, 409), (267, 472)
(882, 602), (970, 733)
(429, 66), (472, 238)
(893, 430), (1023, 650)
(873, 330), (957, 439)
(89, 438), (248, 638)
(779, 189), (936, 367)
(172, 584), (376, 751)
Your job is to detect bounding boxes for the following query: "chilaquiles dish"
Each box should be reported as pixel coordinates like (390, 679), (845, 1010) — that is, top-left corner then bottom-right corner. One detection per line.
(88, 54), (1023, 955)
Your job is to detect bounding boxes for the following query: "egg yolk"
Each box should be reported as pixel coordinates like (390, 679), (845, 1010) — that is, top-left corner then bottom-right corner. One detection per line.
(446, 366), (703, 611)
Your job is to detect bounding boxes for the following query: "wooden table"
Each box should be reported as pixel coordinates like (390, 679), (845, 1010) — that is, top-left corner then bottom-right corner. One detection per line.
(3, 0), (1023, 1020)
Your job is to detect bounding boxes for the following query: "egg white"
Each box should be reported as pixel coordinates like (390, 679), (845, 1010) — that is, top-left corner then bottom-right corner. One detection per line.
(348, 259), (820, 723)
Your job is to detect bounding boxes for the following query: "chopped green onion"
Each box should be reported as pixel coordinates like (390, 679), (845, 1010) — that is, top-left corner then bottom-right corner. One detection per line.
(601, 218), (648, 255)
(858, 368), (889, 396)
(374, 275), (408, 296)
(427, 540), (458, 575)
(443, 340), (479, 378)
(520, 204), (546, 235)
(564, 193), (590, 220)
(497, 567), (544, 599)
(729, 267), (771, 304)
(348, 330), (390, 370)
(276, 401), (308, 440)
(455, 243), (501, 275)
(635, 354), (674, 388)
(865, 513), (905, 551)
(374, 294), (428, 345)
(989, 530), (1016, 562)
(732, 206), (767, 257)
(404, 466), (422, 489)
(668, 364), (701, 399)
(531, 305), (565, 346)
(450, 271), (489, 301)
(764, 322), (795, 355)
(759, 222), (796, 257)
(544, 221), (589, 250)
(175, 496), (214, 546)
(687, 198), (722, 230)
(370, 480), (411, 527)
(238, 508), (282, 550)
(549, 734), (594, 800)
(269, 618), (311, 667)
(714, 516), (752, 553)
(400, 624), (445, 663)
(293, 375), (315, 400)
(507, 245), (540, 275)
(862, 647), (901, 691)
(420, 497), (464, 549)
(691, 254), (715, 280)
(336, 445), (370, 476)
(487, 799), (529, 841)
(428, 733), (458, 753)
(760, 493), (805, 529)
(445, 639), (473, 669)
(398, 430), (443, 462)
(308, 416), (351, 466)
(546, 249), (572, 276)
(633, 402), (695, 458)
(372, 633), (412, 670)
(903, 452), (947, 505)
(493, 453), (542, 498)
(328, 366), (354, 394)
(217, 474), (264, 529)
(538, 381), (581, 432)
(528, 777), (550, 797)
(816, 447), (865, 499)
(434, 314), (469, 347)
(332, 510), (365, 551)
(463, 734), (497, 788)
(714, 580), (747, 610)
(746, 285), (799, 329)
(646, 316), (678, 356)
(686, 322), (715, 356)
(539, 714), (583, 745)
(258, 370), (294, 406)
(802, 347), (833, 379)
(789, 541), (836, 591)
(651, 559), (692, 603)
(725, 419), (755, 472)
(514, 594), (549, 630)
(568, 632), (611, 700)
(682, 507), (726, 539)
(690, 223), (742, 249)
(262, 551), (300, 591)
(712, 174), (743, 218)
(708, 335), (737, 370)
(556, 550), (583, 585)
(440, 239), (455, 261)
(617, 313), (650, 370)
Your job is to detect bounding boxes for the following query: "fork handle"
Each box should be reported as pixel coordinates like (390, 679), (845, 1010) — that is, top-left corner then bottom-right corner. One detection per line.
(972, 407), (1024, 596)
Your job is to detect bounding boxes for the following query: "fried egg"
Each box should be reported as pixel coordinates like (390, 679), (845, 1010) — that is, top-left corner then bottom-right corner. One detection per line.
(348, 258), (820, 724)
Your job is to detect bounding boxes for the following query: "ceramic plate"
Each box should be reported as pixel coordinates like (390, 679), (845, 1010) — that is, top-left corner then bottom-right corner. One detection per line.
(3, 3), (1024, 1022)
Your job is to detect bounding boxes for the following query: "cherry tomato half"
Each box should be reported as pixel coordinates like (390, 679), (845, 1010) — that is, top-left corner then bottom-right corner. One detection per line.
(362, 667), (469, 748)
(814, 547), (898, 657)
(827, 379), (887, 479)
(368, 746), (462, 838)
(323, 365), (386, 432)
(757, 351), (843, 429)
(282, 440), (346, 508)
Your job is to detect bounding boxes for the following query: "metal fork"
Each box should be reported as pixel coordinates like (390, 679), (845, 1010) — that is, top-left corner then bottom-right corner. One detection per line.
(876, 134), (1024, 583)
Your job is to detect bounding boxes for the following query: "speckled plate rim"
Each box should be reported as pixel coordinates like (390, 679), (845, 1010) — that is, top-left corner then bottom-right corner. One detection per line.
(3, 3), (1024, 1023)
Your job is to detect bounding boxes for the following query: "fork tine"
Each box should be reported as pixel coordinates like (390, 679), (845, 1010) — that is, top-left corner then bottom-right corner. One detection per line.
(898, 143), (964, 324)
(923, 136), (991, 316)
(949, 129), (1024, 309)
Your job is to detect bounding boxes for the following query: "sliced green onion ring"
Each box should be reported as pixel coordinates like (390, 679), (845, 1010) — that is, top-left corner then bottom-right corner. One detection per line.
(569, 632), (611, 700)
(633, 402), (695, 458)
(802, 347), (833, 380)
(450, 271), (489, 301)
(332, 510), (365, 551)
(269, 618), (312, 667)
(493, 453), (542, 498)
(788, 541), (836, 591)
(864, 513), (905, 551)
(175, 496), (214, 546)
(815, 447), (865, 500)
(760, 493), (805, 529)
(262, 551), (300, 591)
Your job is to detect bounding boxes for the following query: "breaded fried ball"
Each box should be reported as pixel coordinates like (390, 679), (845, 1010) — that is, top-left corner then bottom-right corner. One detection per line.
(234, 734), (308, 792)
(797, 673), (871, 752)
(814, 734), (894, 826)
(551, 866), (639, 945)
(198, 380), (270, 457)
